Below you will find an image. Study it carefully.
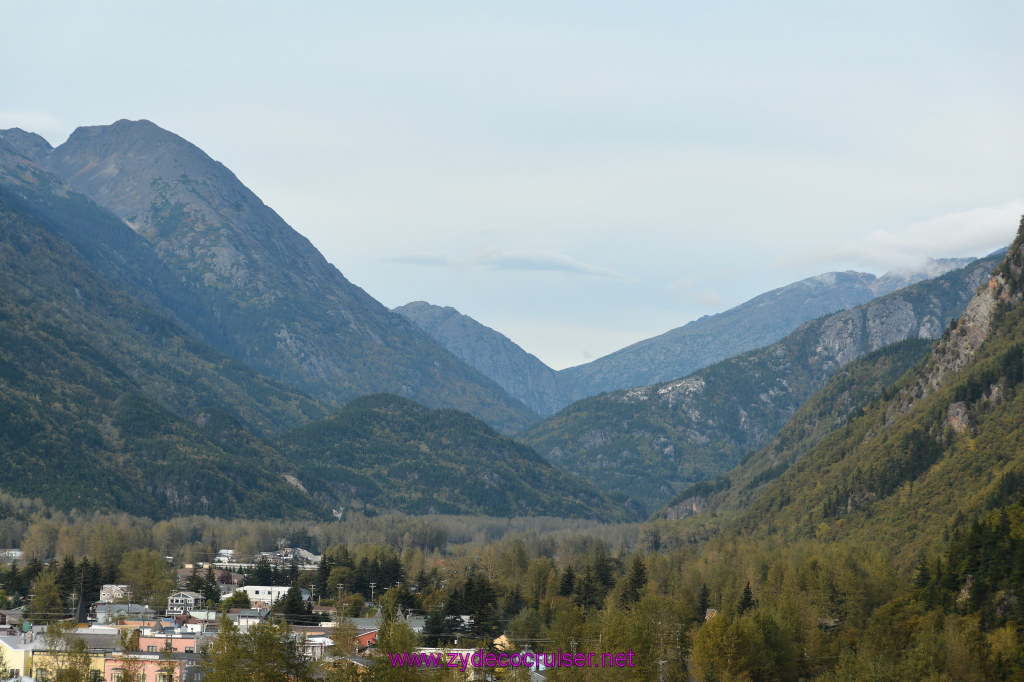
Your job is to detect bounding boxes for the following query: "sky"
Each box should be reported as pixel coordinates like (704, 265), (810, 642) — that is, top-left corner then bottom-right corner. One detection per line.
(3, 2), (1023, 369)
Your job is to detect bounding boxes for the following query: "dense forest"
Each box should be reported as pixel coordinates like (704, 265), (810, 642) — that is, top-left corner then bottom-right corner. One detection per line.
(4, 497), (1024, 680)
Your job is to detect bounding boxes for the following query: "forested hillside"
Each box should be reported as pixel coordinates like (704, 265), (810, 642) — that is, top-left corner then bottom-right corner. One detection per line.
(0, 203), (328, 518)
(660, 338), (935, 521)
(731, 221), (1024, 566)
(522, 253), (1000, 512)
(273, 394), (635, 522)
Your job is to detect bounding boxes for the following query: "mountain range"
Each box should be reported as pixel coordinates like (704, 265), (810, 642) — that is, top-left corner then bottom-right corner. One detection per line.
(519, 252), (1002, 512)
(398, 263), (974, 416)
(675, 218), (1024, 566)
(1, 117), (1017, 532)
(0, 121), (633, 521)
(0, 120), (537, 434)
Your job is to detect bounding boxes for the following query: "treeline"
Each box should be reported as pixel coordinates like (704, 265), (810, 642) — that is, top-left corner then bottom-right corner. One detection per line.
(0, 503), (630, 564)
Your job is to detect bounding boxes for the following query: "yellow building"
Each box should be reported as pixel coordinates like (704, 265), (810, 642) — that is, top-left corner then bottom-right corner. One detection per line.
(0, 629), (45, 679)
(0, 624), (120, 681)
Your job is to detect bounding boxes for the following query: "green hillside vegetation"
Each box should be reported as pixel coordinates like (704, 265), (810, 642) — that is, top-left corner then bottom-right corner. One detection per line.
(0, 203), (332, 518)
(522, 255), (999, 513)
(728, 222), (1024, 567)
(0, 200), (619, 522)
(660, 338), (935, 521)
(273, 394), (636, 522)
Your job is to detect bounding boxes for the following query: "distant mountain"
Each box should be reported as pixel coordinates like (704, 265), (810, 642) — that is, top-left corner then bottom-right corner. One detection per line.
(394, 301), (567, 416)
(520, 253), (1002, 513)
(724, 220), (1024, 564)
(558, 265), (974, 404)
(871, 257), (976, 296)
(0, 120), (537, 433)
(272, 394), (635, 521)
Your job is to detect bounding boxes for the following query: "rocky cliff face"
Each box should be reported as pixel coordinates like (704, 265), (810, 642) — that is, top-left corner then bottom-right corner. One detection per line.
(558, 265), (975, 406)
(521, 254), (1002, 512)
(6, 119), (537, 432)
(721, 220), (1024, 557)
(394, 301), (568, 416)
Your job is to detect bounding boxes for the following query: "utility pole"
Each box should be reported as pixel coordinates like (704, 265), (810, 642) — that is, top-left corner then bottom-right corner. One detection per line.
(369, 582), (376, 604)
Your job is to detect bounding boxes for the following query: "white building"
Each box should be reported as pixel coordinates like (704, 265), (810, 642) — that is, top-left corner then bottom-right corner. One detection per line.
(241, 586), (310, 608)
(100, 584), (131, 603)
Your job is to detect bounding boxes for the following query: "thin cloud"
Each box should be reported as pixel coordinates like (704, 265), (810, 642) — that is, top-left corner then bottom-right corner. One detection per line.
(791, 201), (1023, 271)
(667, 277), (724, 307)
(389, 249), (630, 279)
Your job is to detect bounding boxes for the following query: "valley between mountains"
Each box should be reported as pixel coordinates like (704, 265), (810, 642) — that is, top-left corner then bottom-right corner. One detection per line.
(3, 119), (1024, 679)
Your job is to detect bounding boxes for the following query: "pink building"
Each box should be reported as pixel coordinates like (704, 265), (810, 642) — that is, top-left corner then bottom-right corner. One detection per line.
(103, 651), (201, 682)
(137, 633), (202, 654)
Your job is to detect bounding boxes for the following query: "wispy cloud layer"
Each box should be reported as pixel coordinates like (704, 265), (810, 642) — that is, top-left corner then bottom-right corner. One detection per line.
(390, 249), (630, 279)
(667, 277), (724, 307)
(796, 202), (1023, 272)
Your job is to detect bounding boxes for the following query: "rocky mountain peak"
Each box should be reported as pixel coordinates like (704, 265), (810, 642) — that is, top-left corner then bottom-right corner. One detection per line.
(14, 118), (537, 431)
(46, 119), (257, 241)
(0, 128), (53, 161)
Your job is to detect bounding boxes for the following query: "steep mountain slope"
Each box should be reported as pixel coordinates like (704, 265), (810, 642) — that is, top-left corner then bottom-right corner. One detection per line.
(521, 254), (1001, 513)
(731, 220), (1024, 564)
(272, 394), (635, 521)
(1, 121), (537, 433)
(659, 337), (935, 520)
(394, 301), (567, 416)
(0, 200), (329, 518)
(559, 266), (972, 403)
(0, 196), (618, 522)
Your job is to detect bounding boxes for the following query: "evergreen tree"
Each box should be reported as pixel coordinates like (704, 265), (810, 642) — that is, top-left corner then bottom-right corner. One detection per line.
(572, 567), (602, 610)
(462, 568), (499, 641)
(698, 583), (711, 619)
(272, 586), (312, 623)
(202, 565), (221, 604)
(422, 592), (462, 647)
(620, 555), (647, 606)
(559, 565), (575, 597)
(247, 557), (274, 586)
(738, 582), (754, 614)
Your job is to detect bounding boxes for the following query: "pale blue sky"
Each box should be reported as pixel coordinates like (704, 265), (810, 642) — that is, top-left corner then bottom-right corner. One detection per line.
(3, 1), (1022, 368)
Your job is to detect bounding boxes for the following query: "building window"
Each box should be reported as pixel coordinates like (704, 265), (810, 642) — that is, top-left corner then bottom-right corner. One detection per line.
(157, 673), (173, 682)
(184, 647), (194, 653)
(112, 671), (124, 682)
(148, 646), (158, 652)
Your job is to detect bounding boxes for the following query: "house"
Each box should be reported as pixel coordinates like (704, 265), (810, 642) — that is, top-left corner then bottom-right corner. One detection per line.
(166, 592), (204, 615)
(355, 628), (378, 651)
(240, 586), (310, 609)
(100, 585), (132, 603)
(93, 603), (155, 625)
(0, 609), (23, 629)
(299, 635), (333, 660)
